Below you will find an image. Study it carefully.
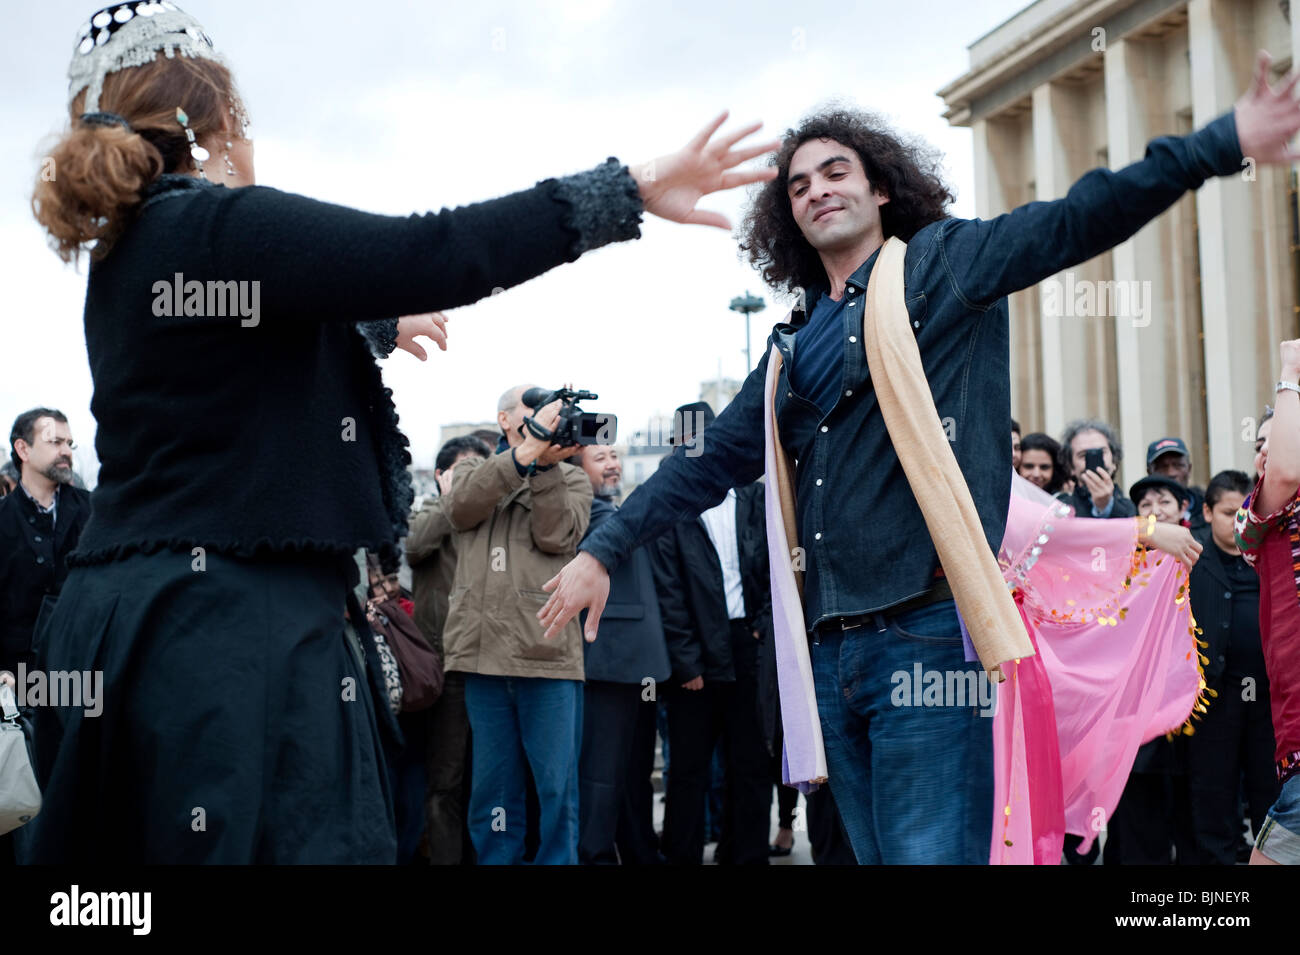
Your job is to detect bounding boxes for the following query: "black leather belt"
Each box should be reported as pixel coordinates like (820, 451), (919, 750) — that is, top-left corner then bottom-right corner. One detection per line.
(815, 577), (954, 634)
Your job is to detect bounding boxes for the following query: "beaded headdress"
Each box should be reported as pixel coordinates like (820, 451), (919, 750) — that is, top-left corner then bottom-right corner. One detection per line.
(67, 3), (225, 114)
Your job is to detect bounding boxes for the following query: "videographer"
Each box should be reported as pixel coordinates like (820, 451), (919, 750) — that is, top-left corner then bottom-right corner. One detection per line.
(441, 384), (594, 865)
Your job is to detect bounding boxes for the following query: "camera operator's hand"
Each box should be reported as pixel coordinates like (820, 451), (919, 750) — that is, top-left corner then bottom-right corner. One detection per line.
(515, 398), (583, 469)
(535, 443), (583, 467)
(514, 399), (563, 468)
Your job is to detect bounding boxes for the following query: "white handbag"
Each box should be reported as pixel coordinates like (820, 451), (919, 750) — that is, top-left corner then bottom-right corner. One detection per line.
(0, 682), (40, 835)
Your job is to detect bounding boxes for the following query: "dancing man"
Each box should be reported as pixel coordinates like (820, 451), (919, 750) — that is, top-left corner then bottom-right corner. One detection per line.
(541, 55), (1300, 863)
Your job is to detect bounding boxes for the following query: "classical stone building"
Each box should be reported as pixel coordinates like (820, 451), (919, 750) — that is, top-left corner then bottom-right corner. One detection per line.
(939, 0), (1298, 488)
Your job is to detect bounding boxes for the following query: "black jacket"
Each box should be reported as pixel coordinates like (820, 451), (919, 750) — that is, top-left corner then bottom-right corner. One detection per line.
(1185, 485), (1207, 532)
(1129, 526), (1238, 777)
(0, 485), (91, 673)
(580, 498), (670, 685)
(69, 163), (641, 570)
(1188, 525), (1261, 694)
(648, 481), (771, 685)
(1057, 483), (1137, 520)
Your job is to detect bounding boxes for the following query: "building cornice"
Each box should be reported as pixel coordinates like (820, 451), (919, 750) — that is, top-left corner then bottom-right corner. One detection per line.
(938, 0), (1178, 125)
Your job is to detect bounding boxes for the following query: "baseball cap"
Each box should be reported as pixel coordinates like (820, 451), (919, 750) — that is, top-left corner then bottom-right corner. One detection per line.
(1146, 436), (1189, 466)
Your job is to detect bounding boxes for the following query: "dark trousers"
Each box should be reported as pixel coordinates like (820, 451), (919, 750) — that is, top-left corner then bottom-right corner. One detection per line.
(578, 680), (642, 864)
(1186, 676), (1279, 864)
(615, 692), (663, 864)
(1104, 745), (1196, 865)
(391, 709), (430, 864)
(425, 671), (474, 865)
(774, 776), (798, 832)
(1062, 832), (1099, 865)
(769, 736), (797, 846)
(663, 621), (769, 865)
(806, 783), (856, 865)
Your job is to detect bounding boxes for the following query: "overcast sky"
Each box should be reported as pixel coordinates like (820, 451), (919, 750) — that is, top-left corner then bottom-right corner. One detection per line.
(1, 0), (1033, 480)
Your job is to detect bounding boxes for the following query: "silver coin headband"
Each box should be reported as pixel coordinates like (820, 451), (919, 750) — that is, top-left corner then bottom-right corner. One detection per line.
(67, 2), (226, 115)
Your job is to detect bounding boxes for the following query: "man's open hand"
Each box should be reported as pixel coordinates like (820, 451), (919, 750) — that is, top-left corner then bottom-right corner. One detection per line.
(539, 551), (610, 642)
(1236, 50), (1300, 166)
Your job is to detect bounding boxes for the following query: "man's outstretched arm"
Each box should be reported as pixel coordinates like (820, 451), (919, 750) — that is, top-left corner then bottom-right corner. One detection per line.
(539, 342), (774, 640)
(947, 50), (1300, 308)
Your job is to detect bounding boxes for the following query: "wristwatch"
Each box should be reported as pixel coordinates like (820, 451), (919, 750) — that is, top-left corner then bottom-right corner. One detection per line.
(1277, 380), (1300, 397)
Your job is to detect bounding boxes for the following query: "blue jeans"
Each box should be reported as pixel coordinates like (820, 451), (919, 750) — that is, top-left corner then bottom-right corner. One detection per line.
(463, 674), (582, 865)
(810, 599), (993, 864)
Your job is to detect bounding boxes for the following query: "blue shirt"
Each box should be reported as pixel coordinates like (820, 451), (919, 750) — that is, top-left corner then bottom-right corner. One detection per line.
(789, 291), (849, 418)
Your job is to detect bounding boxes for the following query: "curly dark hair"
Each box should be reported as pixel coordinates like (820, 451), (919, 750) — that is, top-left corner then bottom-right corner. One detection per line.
(738, 107), (955, 296)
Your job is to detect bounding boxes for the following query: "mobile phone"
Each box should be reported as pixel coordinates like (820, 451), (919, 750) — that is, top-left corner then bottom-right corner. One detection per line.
(1083, 447), (1107, 475)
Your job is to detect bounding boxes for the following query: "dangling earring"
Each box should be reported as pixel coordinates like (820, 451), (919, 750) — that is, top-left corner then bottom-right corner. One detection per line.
(224, 141), (236, 177)
(176, 107), (209, 179)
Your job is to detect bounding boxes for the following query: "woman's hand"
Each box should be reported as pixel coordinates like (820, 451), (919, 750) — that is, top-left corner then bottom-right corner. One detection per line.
(395, 312), (448, 360)
(1146, 521), (1204, 568)
(629, 112), (779, 230)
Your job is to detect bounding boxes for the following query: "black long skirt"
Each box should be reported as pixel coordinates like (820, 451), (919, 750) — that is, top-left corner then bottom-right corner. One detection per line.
(18, 549), (397, 863)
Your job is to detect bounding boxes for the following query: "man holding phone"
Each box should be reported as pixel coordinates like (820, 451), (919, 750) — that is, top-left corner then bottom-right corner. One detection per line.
(1058, 419), (1136, 519)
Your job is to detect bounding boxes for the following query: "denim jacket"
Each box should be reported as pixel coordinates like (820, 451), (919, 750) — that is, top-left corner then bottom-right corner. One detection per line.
(581, 111), (1243, 630)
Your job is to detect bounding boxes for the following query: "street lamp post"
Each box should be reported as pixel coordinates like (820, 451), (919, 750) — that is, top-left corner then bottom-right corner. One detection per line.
(729, 291), (766, 373)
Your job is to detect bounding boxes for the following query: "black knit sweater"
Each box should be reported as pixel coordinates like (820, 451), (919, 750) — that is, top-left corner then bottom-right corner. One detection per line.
(69, 161), (642, 567)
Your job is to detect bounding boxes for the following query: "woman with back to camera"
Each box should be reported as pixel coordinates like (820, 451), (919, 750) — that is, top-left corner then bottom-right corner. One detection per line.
(25, 2), (775, 863)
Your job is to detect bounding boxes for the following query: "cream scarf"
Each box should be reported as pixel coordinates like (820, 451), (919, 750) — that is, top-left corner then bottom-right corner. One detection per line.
(764, 236), (1034, 788)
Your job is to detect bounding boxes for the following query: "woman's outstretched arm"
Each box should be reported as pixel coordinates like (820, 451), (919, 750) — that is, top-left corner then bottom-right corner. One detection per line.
(170, 114), (775, 327)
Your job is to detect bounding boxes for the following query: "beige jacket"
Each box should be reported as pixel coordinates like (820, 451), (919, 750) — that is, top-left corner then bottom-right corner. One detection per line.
(440, 449), (592, 680)
(405, 495), (458, 659)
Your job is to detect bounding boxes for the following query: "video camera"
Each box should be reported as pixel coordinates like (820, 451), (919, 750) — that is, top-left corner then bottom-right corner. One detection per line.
(520, 386), (617, 447)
